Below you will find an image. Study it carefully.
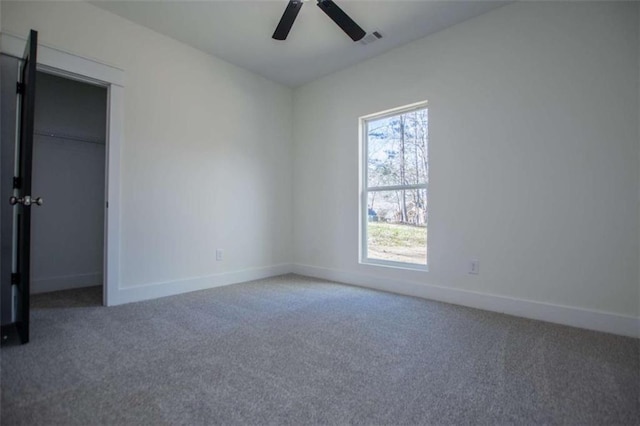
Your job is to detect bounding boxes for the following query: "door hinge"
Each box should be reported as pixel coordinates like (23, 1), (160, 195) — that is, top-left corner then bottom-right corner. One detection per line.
(16, 82), (25, 95)
(12, 177), (21, 189)
(11, 273), (20, 285)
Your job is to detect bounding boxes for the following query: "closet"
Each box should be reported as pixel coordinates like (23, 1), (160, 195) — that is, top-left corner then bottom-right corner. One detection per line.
(1, 52), (107, 322)
(30, 72), (107, 295)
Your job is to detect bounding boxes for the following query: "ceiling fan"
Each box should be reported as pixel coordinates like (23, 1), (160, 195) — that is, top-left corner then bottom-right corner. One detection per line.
(272, 0), (366, 42)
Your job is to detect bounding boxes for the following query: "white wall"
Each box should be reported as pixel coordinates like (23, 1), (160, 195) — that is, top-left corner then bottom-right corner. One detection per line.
(2, 1), (293, 299)
(31, 72), (107, 293)
(293, 1), (640, 324)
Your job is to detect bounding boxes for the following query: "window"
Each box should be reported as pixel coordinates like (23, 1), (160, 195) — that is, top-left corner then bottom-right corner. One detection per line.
(360, 102), (428, 268)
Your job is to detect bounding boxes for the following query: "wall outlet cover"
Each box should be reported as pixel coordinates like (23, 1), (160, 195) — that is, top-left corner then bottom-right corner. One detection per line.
(469, 259), (479, 275)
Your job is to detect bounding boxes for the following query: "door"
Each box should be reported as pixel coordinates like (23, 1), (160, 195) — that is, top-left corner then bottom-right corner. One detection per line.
(9, 30), (40, 344)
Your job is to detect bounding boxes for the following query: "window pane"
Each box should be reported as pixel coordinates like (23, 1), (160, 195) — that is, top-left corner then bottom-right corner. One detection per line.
(366, 189), (427, 265)
(367, 109), (428, 188)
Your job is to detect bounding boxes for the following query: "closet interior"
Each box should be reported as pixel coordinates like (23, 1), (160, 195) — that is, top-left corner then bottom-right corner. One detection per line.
(30, 71), (108, 299)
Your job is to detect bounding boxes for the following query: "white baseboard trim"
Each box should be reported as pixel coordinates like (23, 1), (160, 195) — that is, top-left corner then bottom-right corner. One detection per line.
(32, 273), (102, 294)
(105, 261), (639, 338)
(112, 263), (293, 306)
(292, 264), (640, 338)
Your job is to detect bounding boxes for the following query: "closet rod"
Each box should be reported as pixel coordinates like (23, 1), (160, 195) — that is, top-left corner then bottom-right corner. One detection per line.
(34, 130), (105, 145)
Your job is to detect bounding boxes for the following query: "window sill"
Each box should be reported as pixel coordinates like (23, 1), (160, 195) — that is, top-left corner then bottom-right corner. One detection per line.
(360, 258), (429, 272)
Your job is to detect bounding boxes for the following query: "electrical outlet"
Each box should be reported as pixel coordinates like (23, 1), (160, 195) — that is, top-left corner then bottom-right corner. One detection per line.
(216, 249), (224, 261)
(469, 259), (479, 275)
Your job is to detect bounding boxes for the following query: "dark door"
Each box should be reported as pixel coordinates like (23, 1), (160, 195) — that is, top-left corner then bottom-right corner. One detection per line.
(10, 30), (40, 344)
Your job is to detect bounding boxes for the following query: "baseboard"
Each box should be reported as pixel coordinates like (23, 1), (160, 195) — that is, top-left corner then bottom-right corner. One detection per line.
(107, 261), (639, 337)
(31, 273), (102, 294)
(292, 264), (640, 338)
(112, 263), (293, 306)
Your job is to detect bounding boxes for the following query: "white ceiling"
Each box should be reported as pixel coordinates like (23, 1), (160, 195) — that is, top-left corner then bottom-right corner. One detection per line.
(91, 0), (509, 87)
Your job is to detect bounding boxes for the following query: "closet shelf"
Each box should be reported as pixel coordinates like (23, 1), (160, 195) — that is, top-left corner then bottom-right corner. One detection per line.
(34, 129), (105, 145)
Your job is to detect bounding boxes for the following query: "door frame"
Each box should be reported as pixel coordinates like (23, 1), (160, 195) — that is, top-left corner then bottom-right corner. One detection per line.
(1, 32), (124, 307)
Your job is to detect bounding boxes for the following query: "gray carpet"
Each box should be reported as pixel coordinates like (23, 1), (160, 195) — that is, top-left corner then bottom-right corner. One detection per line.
(1, 274), (638, 425)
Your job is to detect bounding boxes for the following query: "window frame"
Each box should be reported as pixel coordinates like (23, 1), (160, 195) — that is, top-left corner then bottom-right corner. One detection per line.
(359, 101), (429, 271)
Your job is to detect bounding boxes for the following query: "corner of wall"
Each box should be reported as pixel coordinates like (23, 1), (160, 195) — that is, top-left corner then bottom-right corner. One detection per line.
(288, 86), (296, 266)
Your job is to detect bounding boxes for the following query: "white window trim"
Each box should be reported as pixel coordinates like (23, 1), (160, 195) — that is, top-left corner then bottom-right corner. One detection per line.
(359, 101), (429, 271)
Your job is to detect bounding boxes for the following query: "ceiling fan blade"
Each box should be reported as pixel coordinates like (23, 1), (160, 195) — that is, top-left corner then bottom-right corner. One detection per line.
(316, 0), (366, 42)
(272, 0), (304, 41)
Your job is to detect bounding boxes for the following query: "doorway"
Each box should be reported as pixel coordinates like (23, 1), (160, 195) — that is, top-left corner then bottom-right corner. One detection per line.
(31, 72), (107, 299)
(1, 32), (124, 344)
(1, 55), (108, 318)
(0, 32), (127, 347)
